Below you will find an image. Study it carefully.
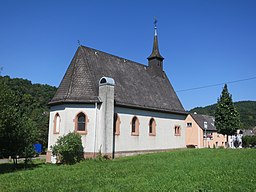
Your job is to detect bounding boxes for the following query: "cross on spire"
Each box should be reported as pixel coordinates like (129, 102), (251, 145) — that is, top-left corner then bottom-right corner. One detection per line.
(154, 17), (157, 27)
(154, 17), (158, 36)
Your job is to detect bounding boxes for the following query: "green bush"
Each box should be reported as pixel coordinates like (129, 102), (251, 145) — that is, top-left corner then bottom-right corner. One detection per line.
(51, 132), (84, 164)
(242, 136), (256, 148)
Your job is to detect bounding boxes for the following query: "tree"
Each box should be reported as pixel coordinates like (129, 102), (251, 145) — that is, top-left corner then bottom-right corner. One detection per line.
(0, 76), (57, 152)
(0, 81), (37, 164)
(215, 84), (241, 147)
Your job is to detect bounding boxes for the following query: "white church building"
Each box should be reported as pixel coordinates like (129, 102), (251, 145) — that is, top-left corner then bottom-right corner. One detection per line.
(46, 24), (187, 162)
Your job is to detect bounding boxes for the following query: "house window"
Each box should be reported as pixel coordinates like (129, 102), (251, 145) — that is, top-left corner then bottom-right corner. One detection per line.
(206, 132), (213, 140)
(187, 122), (192, 127)
(174, 125), (181, 136)
(53, 113), (60, 134)
(114, 113), (121, 135)
(75, 112), (88, 134)
(149, 118), (156, 136)
(131, 116), (139, 136)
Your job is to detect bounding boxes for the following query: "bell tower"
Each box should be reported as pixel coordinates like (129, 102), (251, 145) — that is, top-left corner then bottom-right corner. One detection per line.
(147, 18), (164, 76)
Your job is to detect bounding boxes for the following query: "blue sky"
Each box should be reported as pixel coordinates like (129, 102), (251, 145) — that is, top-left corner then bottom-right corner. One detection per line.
(0, 0), (256, 110)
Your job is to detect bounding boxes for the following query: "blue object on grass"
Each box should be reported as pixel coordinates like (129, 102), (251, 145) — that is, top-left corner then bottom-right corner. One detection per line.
(34, 143), (42, 153)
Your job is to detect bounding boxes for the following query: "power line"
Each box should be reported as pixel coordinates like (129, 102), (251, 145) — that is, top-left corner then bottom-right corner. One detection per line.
(176, 76), (256, 93)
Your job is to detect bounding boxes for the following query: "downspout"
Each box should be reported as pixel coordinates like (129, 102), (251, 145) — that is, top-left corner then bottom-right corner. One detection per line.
(112, 113), (116, 159)
(93, 101), (99, 158)
(198, 126), (200, 148)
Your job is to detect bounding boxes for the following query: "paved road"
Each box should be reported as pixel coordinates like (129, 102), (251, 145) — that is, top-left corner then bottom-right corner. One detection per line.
(0, 155), (46, 164)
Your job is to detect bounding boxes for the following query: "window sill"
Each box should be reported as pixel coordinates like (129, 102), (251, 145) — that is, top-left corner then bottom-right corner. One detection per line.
(76, 130), (87, 135)
(131, 132), (139, 136)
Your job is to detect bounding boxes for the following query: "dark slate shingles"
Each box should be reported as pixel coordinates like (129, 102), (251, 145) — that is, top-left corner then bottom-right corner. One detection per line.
(190, 113), (217, 131)
(49, 45), (186, 114)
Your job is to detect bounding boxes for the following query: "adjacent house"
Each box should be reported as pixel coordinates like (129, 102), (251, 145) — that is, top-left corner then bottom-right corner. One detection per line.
(46, 24), (187, 162)
(185, 113), (226, 148)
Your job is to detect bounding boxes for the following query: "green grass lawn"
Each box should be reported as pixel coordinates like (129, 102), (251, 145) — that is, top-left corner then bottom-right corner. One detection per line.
(0, 149), (256, 192)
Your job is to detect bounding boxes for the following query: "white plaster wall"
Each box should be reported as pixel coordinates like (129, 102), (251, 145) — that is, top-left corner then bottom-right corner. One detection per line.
(114, 107), (186, 152)
(47, 104), (97, 153)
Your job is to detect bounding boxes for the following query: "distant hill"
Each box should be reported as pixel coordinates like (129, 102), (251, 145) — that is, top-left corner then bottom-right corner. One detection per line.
(190, 101), (256, 129)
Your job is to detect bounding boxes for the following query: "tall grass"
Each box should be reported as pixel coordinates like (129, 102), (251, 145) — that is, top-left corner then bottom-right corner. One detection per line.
(0, 149), (255, 191)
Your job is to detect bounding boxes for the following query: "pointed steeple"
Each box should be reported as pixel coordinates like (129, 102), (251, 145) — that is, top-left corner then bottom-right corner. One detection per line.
(148, 18), (164, 60)
(147, 18), (164, 74)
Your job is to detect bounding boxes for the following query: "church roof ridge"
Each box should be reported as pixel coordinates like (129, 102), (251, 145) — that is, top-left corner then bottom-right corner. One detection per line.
(80, 45), (148, 68)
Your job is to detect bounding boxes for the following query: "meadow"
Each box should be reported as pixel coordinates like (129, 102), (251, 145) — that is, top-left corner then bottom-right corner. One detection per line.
(0, 149), (255, 192)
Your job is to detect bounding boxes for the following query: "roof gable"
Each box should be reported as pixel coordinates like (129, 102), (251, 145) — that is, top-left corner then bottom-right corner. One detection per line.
(49, 45), (185, 114)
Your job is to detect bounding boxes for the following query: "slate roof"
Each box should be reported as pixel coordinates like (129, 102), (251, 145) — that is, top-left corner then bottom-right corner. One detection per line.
(190, 113), (217, 131)
(49, 45), (186, 114)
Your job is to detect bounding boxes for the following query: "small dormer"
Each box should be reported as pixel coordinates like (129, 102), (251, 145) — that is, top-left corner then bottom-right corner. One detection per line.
(99, 77), (115, 86)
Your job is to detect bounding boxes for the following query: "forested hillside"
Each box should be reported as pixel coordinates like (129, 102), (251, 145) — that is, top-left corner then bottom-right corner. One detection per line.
(0, 76), (57, 152)
(190, 101), (256, 129)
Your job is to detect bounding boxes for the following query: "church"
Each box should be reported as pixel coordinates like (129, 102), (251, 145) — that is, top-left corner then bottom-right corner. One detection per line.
(46, 24), (187, 162)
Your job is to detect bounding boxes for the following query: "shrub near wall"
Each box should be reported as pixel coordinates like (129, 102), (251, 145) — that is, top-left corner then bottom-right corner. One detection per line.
(51, 132), (84, 164)
(242, 136), (256, 148)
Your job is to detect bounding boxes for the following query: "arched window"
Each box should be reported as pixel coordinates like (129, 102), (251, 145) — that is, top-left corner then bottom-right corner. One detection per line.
(149, 118), (156, 136)
(75, 112), (88, 134)
(53, 113), (61, 134)
(174, 125), (181, 136)
(131, 116), (139, 136)
(114, 113), (121, 135)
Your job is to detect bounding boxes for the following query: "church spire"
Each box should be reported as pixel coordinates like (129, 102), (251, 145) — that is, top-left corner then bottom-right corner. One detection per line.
(147, 18), (164, 74)
(147, 18), (164, 61)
